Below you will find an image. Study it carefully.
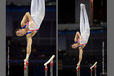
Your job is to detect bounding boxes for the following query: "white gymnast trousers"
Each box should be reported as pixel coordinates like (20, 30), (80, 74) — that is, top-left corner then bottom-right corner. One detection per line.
(29, 0), (45, 30)
(80, 3), (90, 44)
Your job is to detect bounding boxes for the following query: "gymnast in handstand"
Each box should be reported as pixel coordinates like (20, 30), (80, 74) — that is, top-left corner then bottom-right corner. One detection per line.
(16, 0), (45, 67)
(72, 3), (90, 66)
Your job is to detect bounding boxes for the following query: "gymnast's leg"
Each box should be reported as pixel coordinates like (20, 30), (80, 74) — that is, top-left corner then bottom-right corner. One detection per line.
(21, 12), (33, 27)
(72, 32), (81, 49)
(74, 32), (81, 42)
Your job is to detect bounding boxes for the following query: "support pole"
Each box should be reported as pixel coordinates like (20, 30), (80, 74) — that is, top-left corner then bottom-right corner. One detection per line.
(24, 61), (29, 76)
(50, 61), (53, 76)
(90, 62), (97, 76)
(44, 55), (55, 76)
(90, 69), (92, 76)
(94, 65), (97, 76)
(78, 66), (80, 76)
(76, 68), (78, 76)
(45, 66), (48, 76)
(76, 65), (80, 76)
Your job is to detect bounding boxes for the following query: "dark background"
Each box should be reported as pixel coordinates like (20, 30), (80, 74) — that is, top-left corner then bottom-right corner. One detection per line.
(6, 0), (56, 76)
(58, 0), (107, 76)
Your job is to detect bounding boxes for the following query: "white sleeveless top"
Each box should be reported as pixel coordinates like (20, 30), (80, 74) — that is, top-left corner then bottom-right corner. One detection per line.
(29, 0), (45, 31)
(80, 3), (90, 44)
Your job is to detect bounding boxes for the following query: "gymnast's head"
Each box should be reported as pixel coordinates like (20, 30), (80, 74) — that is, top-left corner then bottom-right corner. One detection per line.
(16, 29), (26, 36)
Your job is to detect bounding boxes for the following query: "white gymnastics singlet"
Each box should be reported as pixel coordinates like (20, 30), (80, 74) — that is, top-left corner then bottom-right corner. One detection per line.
(80, 3), (90, 44)
(29, 0), (45, 31)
